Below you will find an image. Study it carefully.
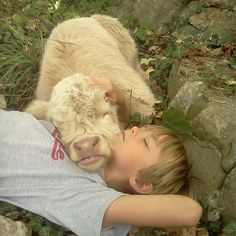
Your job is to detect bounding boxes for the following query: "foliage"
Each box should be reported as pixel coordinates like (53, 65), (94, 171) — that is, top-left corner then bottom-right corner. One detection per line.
(208, 34), (224, 48)
(230, 49), (236, 69)
(161, 108), (194, 134)
(0, 201), (64, 235)
(61, 0), (122, 16)
(223, 221), (236, 236)
(198, 191), (224, 236)
(134, 19), (154, 43)
(128, 112), (151, 127)
(162, 16), (188, 36)
(207, 71), (236, 94)
(0, 1), (74, 109)
(0, 0), (122, 109)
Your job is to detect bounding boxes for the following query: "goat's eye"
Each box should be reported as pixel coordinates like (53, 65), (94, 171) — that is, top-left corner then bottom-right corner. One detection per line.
(103, 112), (109, 118)
(104, 95), (109, 103)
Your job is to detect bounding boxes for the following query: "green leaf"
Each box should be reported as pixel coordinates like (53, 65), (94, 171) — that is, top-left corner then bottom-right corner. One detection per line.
(135, 28), (147, 41)
(128, 112), (151, 127)
(223, 221), (236, 236)
(161, 108), (194, 133)
(230, 50), (236, 69)
(28, 215), (45, 232)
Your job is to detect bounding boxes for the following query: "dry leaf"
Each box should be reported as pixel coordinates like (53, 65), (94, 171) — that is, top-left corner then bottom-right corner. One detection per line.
(148, 45), (159, 51)
(145, 66), (155, 75)
(140, 58), (156, 65)
(225, 80), (236, 85)
(172, 226), (209, 236)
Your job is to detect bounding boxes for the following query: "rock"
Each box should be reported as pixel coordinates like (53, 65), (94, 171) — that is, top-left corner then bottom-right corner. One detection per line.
(222, 136), (236, 172)
(168, 56), (236, 223)
(220, 166), (236, 222)
(199, 8), (236, 43)
(183, 136), (225, 199)
(173, 2), (236, 44)
(200, 0), (234, 8)
(189, 11), (210, 31)
(0, 215), (31, 236)
(118, 0), (189, 29)
(209, 47), (223, 57)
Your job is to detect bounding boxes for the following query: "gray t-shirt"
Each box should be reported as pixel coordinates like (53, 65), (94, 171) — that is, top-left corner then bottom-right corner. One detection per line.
(0, 110), (131, 236)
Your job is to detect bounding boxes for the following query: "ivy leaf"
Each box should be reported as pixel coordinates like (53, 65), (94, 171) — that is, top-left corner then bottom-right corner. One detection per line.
(223, 221), (236, 236)
(135, 27), (147, 41)
(161, 108), (194, 133)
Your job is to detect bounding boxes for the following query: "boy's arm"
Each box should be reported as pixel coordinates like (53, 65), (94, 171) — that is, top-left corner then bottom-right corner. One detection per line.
(103, 194), (202, 229)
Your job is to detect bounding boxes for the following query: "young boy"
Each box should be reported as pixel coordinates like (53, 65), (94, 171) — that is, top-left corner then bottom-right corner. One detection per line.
(0, 109), (202, 236)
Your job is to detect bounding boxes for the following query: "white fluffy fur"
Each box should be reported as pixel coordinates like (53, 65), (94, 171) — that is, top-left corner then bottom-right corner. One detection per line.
(30, 14), (155, 117)
(26, 74), (120, 171)
(25, 15), (156, 170)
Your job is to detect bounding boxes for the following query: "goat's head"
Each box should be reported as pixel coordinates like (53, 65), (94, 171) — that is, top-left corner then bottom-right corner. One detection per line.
(47, 74), (120, 171)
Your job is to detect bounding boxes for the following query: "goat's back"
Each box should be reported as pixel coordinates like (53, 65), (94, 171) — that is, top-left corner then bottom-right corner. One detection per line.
(36, 16), (155, 116)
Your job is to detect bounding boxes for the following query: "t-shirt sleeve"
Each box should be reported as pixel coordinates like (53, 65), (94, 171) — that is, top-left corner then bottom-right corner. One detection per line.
(43, 182), (131, 236)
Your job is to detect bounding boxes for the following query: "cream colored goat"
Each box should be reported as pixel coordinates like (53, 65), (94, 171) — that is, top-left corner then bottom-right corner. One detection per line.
(28, 74), (120, 170)
(25, 15), (156, 170)
(26, 15), (155, 119)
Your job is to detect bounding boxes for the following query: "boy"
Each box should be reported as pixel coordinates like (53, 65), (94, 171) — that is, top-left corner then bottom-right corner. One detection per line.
(0, 109), (202, 236)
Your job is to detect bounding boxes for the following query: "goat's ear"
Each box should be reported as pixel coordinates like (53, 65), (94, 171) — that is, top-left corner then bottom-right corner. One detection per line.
(105, 95), (117, 104)
(24, 100), (49, 120)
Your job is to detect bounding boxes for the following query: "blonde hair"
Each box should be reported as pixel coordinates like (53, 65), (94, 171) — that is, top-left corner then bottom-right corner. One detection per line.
(137, 125), (191, 196)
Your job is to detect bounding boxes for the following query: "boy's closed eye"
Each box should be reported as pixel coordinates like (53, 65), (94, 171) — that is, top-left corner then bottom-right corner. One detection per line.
(144, 138), (149, 150)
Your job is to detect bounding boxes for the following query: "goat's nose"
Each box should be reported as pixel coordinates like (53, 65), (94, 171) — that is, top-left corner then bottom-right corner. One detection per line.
(73, 136), (100, 151)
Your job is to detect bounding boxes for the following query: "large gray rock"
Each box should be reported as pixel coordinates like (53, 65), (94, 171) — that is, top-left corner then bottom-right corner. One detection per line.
(200, 0), (235, 8)
(0, 215), (31, 236)
(168, 57), (236, 223)
(173, 1), (236, 43)
(118, 0), (189, 29)
(220, 166), (236, 222)
(189, 8), (236, 43)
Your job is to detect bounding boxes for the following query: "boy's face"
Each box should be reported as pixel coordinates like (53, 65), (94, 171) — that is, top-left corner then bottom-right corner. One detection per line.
(104, 126), (162, 192)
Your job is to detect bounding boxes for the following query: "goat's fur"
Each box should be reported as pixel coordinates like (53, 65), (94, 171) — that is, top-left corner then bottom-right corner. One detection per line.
(26, 15), (155, 119)
(26, 74), (120, 171)
(25, 15), (156, 170)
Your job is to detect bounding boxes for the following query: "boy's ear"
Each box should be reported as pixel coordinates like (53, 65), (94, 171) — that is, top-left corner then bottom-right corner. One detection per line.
(129, 177), (153, 194)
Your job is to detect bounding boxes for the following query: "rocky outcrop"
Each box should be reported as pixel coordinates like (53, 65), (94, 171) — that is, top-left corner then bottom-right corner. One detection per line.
(166, 0), (236, 224)
(118, 0), (190, 28)
(0, 215), (31, 236)
(168, 56), (236, 223)
(177, 1), (236, 44)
